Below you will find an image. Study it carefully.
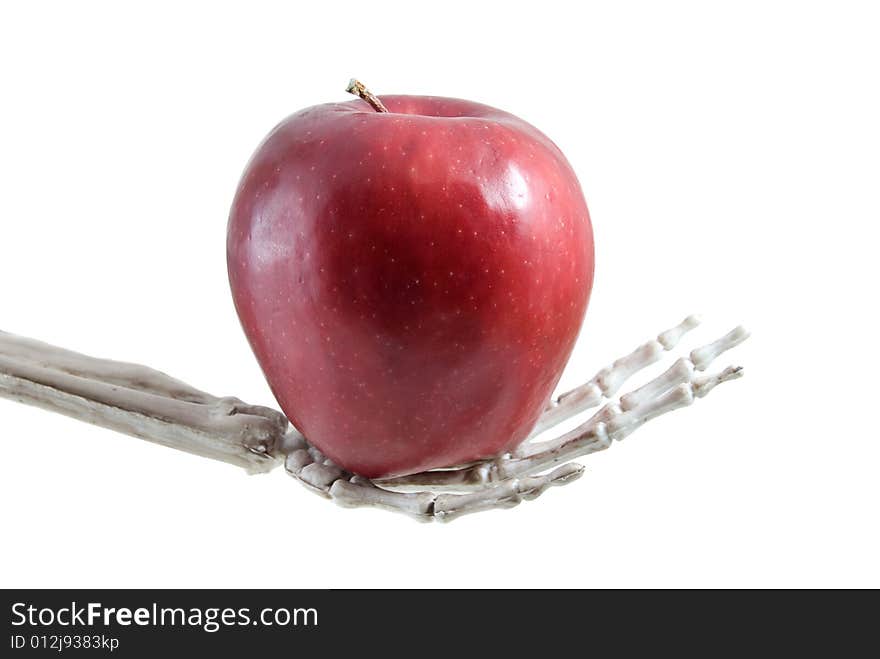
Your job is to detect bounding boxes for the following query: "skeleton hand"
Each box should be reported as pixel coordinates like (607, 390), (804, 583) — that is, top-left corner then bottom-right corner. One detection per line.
(285, 316), (748, 520)
(0, 315), (748, 522)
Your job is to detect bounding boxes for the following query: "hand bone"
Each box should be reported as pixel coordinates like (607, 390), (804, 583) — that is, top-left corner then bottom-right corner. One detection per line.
(0, 315), (748, 521)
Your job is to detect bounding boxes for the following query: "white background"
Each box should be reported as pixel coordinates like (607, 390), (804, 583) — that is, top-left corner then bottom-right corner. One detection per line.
(1, 1), (878, 588)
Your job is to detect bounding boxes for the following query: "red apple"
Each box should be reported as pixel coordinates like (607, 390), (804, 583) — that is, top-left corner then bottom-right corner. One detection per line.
(227, 85), (594, 478)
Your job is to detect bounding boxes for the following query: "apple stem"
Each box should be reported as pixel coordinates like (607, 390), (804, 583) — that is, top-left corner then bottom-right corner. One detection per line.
(346, 78), (389, 113)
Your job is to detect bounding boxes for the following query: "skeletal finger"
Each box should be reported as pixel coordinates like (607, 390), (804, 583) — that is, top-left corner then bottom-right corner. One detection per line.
(530, 314), (701, 437)
(432, 463), (585, 522)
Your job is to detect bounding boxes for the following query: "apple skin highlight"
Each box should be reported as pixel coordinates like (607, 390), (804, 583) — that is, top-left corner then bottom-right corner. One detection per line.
(228, 94), (594, 478)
